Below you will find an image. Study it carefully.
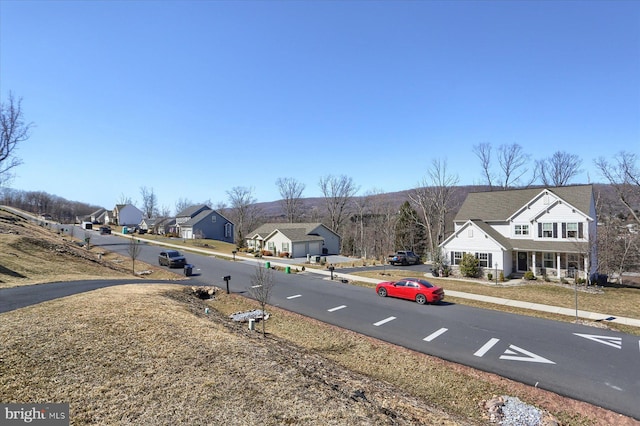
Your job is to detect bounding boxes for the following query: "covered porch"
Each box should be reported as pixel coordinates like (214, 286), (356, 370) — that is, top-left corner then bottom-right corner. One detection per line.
(512, 250), (589, 281)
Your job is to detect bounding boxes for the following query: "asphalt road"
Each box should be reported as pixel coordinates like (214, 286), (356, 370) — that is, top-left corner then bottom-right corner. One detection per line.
(3, 225), (639, 420)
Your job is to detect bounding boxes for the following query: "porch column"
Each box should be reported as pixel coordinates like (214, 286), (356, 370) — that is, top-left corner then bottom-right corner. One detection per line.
(556, 253), (561, 279)
(531, 252), (536, 276)
(584, 256), (589, 280)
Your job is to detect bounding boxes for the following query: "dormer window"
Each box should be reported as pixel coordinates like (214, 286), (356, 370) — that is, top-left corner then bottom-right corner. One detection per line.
(514, 224), (529, 236)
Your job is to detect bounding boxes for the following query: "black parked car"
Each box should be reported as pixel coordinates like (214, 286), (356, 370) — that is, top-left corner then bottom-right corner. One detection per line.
(158, 250), (187, 268)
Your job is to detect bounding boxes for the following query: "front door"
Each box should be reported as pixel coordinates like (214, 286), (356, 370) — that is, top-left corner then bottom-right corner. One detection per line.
(517, 252), (528, 271)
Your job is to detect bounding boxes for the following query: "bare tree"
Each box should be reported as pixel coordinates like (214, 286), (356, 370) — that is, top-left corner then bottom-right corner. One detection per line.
(0, 92), (33, 185)
(409, 159), (459, 258)
(249, 263), (274, 337)
(351, 193), (371, 258)
(140, 186), (158, 218)
(159, 205), (171, 218)
(276, 177), (305, 223)
(118, 193), (133, 205)
(595, 152), (640, 226)
(318, 174), (359, 236)
(473, 142), (494, 189)
(127, 237), (142, 275)
(497, 143), (532, 189)
(537, 151), (582, 187)
(227, 186), (260, 247)
(174, 198), (193, 216)
(367, 191), (400, 261)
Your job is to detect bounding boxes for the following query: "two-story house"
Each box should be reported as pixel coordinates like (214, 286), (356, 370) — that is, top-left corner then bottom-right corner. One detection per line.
(439, 185), (596, 281)
(113, 204), (144, 226)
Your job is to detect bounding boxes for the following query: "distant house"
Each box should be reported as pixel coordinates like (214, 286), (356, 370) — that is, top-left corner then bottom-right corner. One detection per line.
(113, 204), (143, 226)
(90, 208), (106, 224)
(439, 185), (597, 280)
(104, 210), (115, 225)
(246, 223), (341, 257)
(175, 204), (234, 242)
(139, 217), (158, 231)
(155, 217), (176, 235)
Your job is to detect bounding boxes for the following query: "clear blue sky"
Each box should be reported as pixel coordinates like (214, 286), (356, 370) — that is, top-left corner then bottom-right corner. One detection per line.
(1, 0), (638, 213)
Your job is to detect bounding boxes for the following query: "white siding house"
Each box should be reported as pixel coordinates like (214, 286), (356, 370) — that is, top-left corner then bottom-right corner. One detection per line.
(440, 185), (596, 281)
(247, 223), (341, 257)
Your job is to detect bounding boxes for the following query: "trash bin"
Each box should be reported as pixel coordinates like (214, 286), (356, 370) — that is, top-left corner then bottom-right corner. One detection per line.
(265, 261), (271, 269)
(314, 255), (321, 263)
(122, 226), (128, 234)
(184, 264), (193, 276)
(285, 266), (291, 274)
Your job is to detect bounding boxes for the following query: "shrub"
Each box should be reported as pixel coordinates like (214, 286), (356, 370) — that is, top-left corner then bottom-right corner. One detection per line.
(487, 273), (493, 281)
(524, 271), (536, 280)
(499, 271), (505, 282)
(279, 252), (289, 258)
(459, 253), (480, 278)
(261, 250), (273, 257)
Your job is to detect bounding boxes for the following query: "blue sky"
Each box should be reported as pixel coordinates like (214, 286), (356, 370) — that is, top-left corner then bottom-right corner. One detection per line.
(1, 0), (638, 213)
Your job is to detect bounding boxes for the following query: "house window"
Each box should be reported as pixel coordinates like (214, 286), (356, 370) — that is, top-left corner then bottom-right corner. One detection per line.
(211, 216), (216, 223)
(542, 223), (553, 238)
(543, 252), (555, 268)
(476, 252), (489, 267)
(514, 224), (529, 236)
(566, 223), (578, 238)
(452, 251), (463, 265)
(468, 229), (473, 237)
(282, 242), (289, 253)
(267, 242), (275, 252)
(224, 223), (232, 238)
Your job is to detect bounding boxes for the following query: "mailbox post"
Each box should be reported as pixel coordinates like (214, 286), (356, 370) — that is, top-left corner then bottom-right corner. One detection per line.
(223, 275), (231, 294)
(232, 250), (237, 261)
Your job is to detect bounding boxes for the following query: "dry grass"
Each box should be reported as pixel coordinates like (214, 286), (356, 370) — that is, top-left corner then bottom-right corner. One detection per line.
(1, 209), (639, 425)
(0, 212), (182, 288)
(1, 285), (635, 425)
(0, 285), (466, 425)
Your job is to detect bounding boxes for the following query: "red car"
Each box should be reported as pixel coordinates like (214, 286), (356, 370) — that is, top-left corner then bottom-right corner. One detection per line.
(376, 277), (444, 305)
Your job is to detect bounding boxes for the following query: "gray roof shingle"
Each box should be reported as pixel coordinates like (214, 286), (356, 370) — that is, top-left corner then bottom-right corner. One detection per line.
(455, 185), (594, 222)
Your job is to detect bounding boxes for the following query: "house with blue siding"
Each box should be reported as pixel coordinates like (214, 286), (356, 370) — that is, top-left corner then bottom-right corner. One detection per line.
(175, 204), (234, 243)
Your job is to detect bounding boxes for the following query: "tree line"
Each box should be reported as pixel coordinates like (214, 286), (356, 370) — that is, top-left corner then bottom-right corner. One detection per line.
(2, 93), (638, 281)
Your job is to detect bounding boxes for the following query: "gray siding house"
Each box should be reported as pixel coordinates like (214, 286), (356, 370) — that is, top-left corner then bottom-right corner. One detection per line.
(176, 205), (234, 243)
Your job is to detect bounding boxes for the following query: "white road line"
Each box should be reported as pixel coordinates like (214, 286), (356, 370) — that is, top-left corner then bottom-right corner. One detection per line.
(373, 316), (396, 327)
(251, 285), (262, 288)
(423, 328), (448, 342)
(474, 338), (500, 357)
(286, 294), (302, 300)
(573, 333), (622, 349)
(327, 305), (347, 312)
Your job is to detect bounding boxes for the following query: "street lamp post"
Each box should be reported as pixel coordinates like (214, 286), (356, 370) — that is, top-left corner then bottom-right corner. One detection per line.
(495, 262), (498, 285)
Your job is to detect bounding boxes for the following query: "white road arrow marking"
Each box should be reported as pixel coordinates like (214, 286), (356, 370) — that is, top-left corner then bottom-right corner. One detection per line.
(286, 294), (302, 300)
(474, 338), (500, 357)
(500, 345), (556, 364)
(373, 316), (396, 326)
(327, 305), (347, 312)
(423, 328), (448, 342)
(573, 333), (622, 349)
